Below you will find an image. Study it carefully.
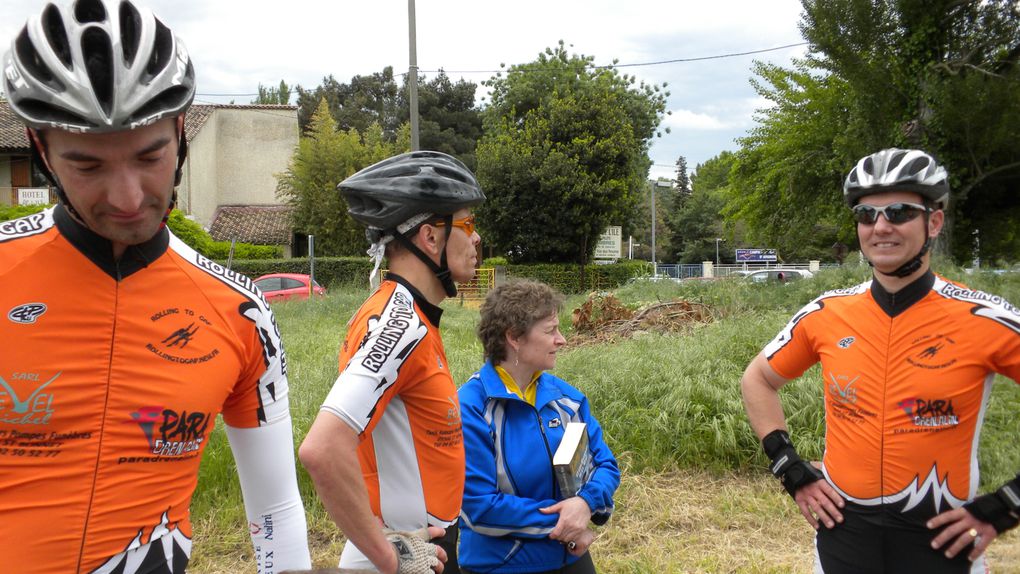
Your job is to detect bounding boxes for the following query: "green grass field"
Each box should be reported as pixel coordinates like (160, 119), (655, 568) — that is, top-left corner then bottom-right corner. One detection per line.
(188, 266), (1020, 572)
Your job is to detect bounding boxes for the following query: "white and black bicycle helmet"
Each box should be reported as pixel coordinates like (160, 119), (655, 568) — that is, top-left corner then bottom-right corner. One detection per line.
(843, 148), (949, 209)
(339, 151), (485, 297)
(3, 0), (195, 133)
(844, 148), (950, 278)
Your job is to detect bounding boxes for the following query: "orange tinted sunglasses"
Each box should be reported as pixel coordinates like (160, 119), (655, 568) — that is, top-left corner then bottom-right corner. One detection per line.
(433, 215), (477, 236)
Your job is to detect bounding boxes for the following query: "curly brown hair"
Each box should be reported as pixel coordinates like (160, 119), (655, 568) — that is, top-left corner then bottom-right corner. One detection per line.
(477, 279), (564, 364)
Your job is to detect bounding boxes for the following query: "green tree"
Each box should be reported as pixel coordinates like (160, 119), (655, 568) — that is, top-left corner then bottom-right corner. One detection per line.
(732, 0), (1020, 263)
(252, 80), (292, 105)
(476, 42), (668, 264)
(294, 69), (483, 170)
(276, 98), (405, 256)
(662, 155), (691, 259)
(294, 68), (402, 138)
(397, 71), (483, 170)
(671, 153), (732, 263)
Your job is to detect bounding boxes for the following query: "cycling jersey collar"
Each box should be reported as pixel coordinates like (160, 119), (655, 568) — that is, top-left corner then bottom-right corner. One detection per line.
(54, 203), (169, 280)
(870, 269), (935, 318)
(385, 271), (443, 327)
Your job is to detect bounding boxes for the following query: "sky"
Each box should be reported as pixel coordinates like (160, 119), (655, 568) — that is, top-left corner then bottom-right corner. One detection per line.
(0, 0), (809, 181)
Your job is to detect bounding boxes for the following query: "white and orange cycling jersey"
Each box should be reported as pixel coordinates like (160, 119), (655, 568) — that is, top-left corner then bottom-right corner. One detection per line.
(0, 206), (307, 573)
(764, 271), (1020, 520)
(321, 274), (465, 534)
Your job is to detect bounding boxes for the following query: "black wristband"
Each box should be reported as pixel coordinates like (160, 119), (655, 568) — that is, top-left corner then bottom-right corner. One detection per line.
(761, 429), (823, 498)
(964, 475), (1020, 534)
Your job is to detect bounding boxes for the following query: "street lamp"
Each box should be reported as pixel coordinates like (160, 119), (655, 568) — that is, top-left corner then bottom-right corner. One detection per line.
(651, 180), (671, 276)
(715, 238), (722, 265)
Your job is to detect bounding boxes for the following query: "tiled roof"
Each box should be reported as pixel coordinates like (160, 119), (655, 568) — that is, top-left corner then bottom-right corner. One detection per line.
(208, 205), (293, 245)
(0, 105), (30, 152)
(0, 102), (296, 148)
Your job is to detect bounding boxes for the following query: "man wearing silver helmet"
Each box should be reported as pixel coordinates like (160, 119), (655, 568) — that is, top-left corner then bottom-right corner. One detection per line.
(741, 149), (1020, 573)
(0, 0), (311, 572)
(300, 151), (485, 573)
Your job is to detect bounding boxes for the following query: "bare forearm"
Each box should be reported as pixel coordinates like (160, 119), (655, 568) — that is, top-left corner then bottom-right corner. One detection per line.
(741, 353), (790, 439)
(300, 414), (397, 574)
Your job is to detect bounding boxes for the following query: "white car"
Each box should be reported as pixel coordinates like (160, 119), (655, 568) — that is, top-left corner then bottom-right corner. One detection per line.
(743, 269), (814, 283)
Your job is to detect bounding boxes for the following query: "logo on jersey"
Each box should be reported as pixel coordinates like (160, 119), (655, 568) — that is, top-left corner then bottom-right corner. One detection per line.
(361, 291), (418, 373)
(837, 336), (855, 349)
(0, 212), (46, 235)
(8, 303), (47, 324)
(0, 372), (59, 425)
(548, 417), (562, 428)
(827, 373), (859, 404)
(897, 397), (959, 429)
(146, 307), (221, 364)
(906, 333), (957, 370)
(125, 406), (211, 461)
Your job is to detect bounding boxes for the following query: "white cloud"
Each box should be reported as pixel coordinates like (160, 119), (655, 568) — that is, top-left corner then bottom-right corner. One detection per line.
(664, 109), (732, 131)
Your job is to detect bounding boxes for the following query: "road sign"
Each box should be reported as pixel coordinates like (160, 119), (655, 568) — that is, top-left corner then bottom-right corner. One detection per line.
(594, 226), (622, 261)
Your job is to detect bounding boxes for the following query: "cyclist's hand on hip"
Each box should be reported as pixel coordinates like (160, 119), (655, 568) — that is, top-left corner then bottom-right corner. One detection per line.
(793, 477), (845, 530)
(928, 507), (997, 562)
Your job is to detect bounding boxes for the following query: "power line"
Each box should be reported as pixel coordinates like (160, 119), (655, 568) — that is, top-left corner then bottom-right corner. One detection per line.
(196, 41), (807, 98)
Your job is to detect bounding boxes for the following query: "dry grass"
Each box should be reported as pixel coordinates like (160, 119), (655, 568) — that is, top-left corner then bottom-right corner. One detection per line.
(190, 469), (1020, 573)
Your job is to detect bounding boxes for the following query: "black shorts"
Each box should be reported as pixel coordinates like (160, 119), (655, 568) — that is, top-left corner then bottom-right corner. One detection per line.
(815, 502), (985, 574)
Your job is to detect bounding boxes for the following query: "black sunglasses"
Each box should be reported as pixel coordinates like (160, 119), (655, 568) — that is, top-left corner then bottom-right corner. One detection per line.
(852, 202), (930, 225)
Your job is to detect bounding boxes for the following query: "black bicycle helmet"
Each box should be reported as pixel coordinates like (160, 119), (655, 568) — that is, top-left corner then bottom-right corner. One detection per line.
(844, 149), (949, 278)
(339, 151), (485, 298)
(3, 0), (195, 133)
(339, 150), (485, 230)
(844, 148), (949, 209)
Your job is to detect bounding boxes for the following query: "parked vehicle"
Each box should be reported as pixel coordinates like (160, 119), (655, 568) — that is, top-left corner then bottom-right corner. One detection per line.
(743, 269), (814, 283)
(253, 273), (326, 302)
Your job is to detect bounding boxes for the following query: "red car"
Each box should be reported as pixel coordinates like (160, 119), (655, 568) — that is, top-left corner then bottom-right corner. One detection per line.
(253, 273), (326, 302)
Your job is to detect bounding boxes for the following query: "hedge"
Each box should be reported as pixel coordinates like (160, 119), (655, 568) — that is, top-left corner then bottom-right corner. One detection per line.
(503, 260), (651, 293)
(221, 257), (376, 287)
(222, 258), (651, 293)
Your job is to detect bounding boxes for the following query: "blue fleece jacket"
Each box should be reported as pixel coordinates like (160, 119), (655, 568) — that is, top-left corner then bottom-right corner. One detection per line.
(457, 361), (620, 573)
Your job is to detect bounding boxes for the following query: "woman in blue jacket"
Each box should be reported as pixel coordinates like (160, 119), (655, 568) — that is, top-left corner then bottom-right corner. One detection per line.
(458, 280), (620, 574)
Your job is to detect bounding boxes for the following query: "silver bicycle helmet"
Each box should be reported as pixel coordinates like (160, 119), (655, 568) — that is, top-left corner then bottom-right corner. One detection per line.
(3, 0), (195, 133)
(843, 148), (949, 209)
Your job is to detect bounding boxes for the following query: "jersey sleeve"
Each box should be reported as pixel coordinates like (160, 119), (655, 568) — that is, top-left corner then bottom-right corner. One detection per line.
(225, 421), (311, 572)
(222, 299), (291, 428)
(762, 298), (824, 380)
(975, 295), (1020, 383)
(320, 289), (430, 435)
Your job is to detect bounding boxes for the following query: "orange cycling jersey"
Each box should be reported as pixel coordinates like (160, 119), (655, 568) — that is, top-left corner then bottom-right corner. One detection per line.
(320, 274), (465, 532)
(765, 271), (1020, 521)
(0, 206), (294, 573)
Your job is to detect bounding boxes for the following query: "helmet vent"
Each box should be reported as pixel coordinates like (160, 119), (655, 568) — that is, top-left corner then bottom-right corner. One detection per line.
(145, 18), (173, 81)
(130, 84), (189, 123)
(41, 4), (72, 69)
(119, 1), (142, 66)
(15, 28), (59, 89)
(887, 150), (906, 171)
(81, 28), (113, 116)
(862, 157), (874, 175)
(18, 98), (88, 126)
(73, 0), (107, 24)
(905, 156), (929, 176)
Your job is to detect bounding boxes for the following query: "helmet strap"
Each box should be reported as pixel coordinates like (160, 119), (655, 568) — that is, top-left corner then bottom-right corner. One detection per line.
(874, 210), (931, 279)
(27, 128), (87, 225)
(390, 215), (458, 298)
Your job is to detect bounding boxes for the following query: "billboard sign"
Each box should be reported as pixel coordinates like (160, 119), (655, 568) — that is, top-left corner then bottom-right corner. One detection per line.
(735, 248), (778, 262)
(594, 226), (622, 261)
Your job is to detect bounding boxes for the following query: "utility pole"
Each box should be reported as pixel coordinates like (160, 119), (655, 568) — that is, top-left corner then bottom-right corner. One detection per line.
(407, 0), (420, 150)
